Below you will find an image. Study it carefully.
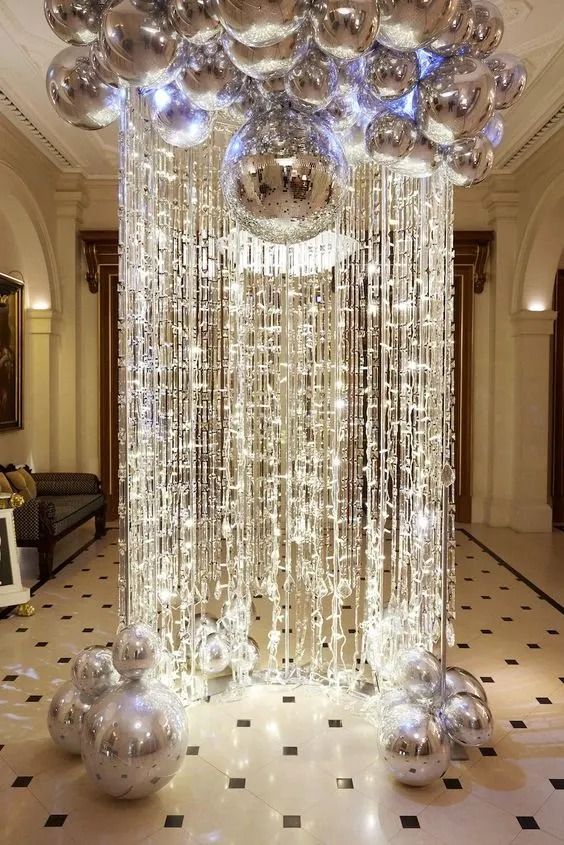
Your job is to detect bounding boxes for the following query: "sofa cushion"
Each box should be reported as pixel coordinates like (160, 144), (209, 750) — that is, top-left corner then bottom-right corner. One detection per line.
(39, 494), (105, 536)
(6, 469), (36, 503)
(0, 472), (12, 494)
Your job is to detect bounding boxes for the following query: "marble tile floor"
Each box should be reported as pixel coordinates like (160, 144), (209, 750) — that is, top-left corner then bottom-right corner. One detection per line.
(0, 527), (563, 844)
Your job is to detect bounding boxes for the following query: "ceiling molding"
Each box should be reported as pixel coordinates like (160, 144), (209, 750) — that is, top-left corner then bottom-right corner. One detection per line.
(501, 104), (564, 172)
(0, 87), (74, 170)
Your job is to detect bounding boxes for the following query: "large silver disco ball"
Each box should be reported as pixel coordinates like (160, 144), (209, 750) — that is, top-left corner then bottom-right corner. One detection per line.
(100, 0), (180, 87)
(379, 702), (450, 786)
(221, 106), (348, 244)
(46, 48), (122, 130)
(81, 679), (188, 798)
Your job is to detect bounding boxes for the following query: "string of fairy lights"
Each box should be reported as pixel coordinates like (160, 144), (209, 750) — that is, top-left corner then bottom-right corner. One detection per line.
(117, 91), (454, 701)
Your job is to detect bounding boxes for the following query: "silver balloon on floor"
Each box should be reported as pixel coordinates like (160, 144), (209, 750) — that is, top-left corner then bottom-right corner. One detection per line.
(48, 680), (93, 755)
(393, 647), (443, 703)
(72, 646), (119, 698)
(81, 623), (188, 799)
(440, 691), (494, 746)
(379, 702), (450, 786)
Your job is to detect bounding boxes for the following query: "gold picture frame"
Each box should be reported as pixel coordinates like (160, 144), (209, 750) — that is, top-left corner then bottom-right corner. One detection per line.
(0, 278), (23, 431)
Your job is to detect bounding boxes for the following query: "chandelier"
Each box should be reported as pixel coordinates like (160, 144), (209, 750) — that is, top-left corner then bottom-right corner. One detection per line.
(44, 0), (526, 794)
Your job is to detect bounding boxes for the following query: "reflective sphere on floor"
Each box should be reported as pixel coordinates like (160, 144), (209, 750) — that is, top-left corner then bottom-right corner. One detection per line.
(379, 702), (450, 786)
(72, 646), (119, 698)
(440, 691), (494, 746)
(393, 647), (442, 703)
(81, 679), (188, 798)
(112, 623), (162, 680)
(445, 666), (488, 701)
(199, 631), (231, 675)
(48, 680), (93, 755)
(221, 106), (348, 244)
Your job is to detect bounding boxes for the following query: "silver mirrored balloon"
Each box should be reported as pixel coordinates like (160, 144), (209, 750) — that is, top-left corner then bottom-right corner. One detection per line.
(217, 0), (306, 47)
(231, 636), (260, 673)
(485, 53), (527, 110)
(89, 41), (121, 86)
(366, 111), (416, 165)
(429, 0), (474, 57)
(285, 47), (338, 111)
(169, 0), (221, 44)
(364, 45), (419, 100)
(100, 0), (180, 87)
(379, 702), (450, 786)
(223, 76), (262, 124)
(470, 1), (504, 58)
(71, 646), (119, 698)
(46, 49), (122, 130)
(199, 631), (231, 675)
(419, 55), (495, 144)
(444, 666), (487, 701)
(392, 136), (439, 177)
(378, 0), (459, 51)
(336, 56), (364, 96)
(311, 0), (380, 61)
(45, 0), (102, 46)
(481, 111), (503, 147)
(444, 134), (494, 186)
(440, 691), (493, 746)
(223, 28), (309, 79)
(48, 680), (92, 755)
(341, 116), (372, 165)
(178, 42), (243, 110)
(150, 84), (212, 147)
(321, 92), (361, 131)
(112, 623), (162, 679)
(393, 647), (442, 702)
(221, 107), (348, 244)
(82, 679), (188, 798)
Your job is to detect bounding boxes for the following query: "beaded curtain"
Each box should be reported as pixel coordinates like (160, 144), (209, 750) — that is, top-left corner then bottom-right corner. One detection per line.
(117, 91), (455, 701)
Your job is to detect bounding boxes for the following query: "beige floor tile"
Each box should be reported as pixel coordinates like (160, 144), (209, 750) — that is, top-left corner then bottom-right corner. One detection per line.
(302, 789), (402, 844)
(419, 792), (522, 844)
(535, 791), (564, 840)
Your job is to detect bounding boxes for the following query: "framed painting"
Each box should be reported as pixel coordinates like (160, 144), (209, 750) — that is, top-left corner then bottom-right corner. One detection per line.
(0, 280), (23, 431)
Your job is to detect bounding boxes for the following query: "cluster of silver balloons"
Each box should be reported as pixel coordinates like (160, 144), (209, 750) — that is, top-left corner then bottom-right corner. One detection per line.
(45, 0), (527, 242)
(378, 647), (493, 786)
(191, 602), (260, 677)
(48, 624), (188, 799)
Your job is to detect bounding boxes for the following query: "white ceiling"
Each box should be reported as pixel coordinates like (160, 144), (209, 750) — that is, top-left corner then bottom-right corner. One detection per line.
(0, 0), (563, 177)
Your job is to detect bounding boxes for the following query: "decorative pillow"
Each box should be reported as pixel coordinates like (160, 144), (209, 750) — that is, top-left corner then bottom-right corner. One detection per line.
(0, 472), (12, 494)
(18, 467), (37, 499)
(5, 469), (35, 503)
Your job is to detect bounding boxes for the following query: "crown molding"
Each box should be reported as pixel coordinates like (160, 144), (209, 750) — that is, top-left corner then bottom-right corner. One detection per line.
(0, 87), (74, 170)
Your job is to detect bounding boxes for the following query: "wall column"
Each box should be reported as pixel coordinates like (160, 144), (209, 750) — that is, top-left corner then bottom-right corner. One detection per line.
(26, 309), (60, 471)
(484, 180), (519, 526)
(510, 309), (557, 532)
(53, 175), (84, 470)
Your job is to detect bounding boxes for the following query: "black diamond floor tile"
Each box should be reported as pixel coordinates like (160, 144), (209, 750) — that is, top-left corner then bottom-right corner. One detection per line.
(400, 816), (420, 829)
(336, 778), (354, 789)
(283, 816), (301, 829)
(164, 815), (184, 828)
(45, 815), (67, 828)
(517, 817), (539, 830)
(229, 778), (246, 789)
(12, 776), (32, 787)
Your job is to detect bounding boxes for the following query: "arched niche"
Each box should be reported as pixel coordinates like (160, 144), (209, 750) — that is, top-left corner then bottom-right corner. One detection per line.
(0, 163), (59, 311)
(514, 171), (564, 313)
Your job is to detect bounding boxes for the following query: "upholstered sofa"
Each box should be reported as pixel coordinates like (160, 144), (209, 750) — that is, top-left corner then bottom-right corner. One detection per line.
(10, 472), (107, 581)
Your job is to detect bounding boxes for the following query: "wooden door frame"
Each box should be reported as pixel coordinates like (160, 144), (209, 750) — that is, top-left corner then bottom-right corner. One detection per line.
(551, 269), (564, 524)
(453, 231), (493, 523)
(81, 231), (120, 521)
